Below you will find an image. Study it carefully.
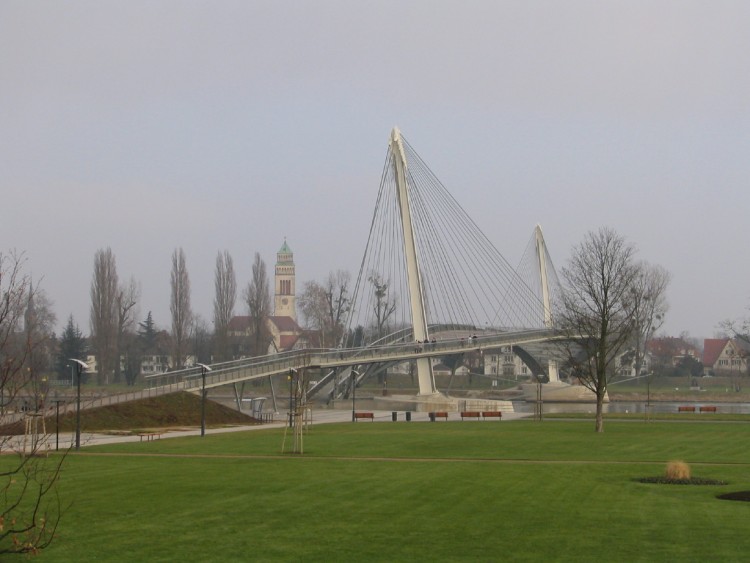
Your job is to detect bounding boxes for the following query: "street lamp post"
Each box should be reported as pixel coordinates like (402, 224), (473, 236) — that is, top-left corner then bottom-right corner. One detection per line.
(69, 359), (88, 451)
(54, 398), (65, 451)
(288, 369), (297, 428)
(197, 363), (211, 437)
(351, 370), (359, 422)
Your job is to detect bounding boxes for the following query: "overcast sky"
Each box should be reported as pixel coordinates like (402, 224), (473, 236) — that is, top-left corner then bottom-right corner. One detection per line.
(2, 1), (749, 340)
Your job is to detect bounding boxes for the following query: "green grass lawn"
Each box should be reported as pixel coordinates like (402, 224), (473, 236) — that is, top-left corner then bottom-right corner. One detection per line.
(15, 420), (750, 562)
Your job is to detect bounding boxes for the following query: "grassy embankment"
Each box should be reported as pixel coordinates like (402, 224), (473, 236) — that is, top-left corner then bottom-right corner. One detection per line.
(0, 392), (257, 435)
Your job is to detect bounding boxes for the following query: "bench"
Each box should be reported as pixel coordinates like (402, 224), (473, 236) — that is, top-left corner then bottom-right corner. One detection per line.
(699, 406), (717, 413)
(677, 406), (696, 413)
(460, 411), (481, 420)
(138, 433), (162, 442)
(353, 412), (374, 421)
(482, 411), (502, 420)
(430, 411), (449, 421)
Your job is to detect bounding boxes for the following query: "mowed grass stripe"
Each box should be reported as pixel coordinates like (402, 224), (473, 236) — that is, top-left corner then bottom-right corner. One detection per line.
(73, 452), (750, 468)
(86, 420), (750, 464)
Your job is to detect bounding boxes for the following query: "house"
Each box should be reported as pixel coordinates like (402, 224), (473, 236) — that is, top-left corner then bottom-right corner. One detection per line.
(703, 338), (750, 376)
(137, 354), (170, 375)
(267, 316), (306, 352)
(483, 347), (531, 378)
(647, 337), (701, 368)
(614, 348), (652, 377)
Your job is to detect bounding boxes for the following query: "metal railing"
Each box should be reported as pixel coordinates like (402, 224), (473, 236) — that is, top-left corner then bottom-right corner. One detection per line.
(143, 328), (561, 392)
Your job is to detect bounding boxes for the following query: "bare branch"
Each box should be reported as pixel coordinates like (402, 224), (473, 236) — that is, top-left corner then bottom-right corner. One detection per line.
(0, 251), (66, 554)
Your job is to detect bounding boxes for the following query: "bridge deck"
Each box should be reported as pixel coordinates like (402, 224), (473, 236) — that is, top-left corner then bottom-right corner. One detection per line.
(145, 328), (561, 393)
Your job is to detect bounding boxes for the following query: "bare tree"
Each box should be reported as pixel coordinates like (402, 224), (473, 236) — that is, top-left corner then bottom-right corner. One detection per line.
(213, 250), (236, 362)
(442, 353), (466, 391)
(298, 281), (328, 335)
(298, 270), (351, 348)
(1, 252), (37, 413)
(170, 248), (192, 368)
(115, 277), (140, 383)
(89, 248), (119, 384)
(243, 253), (271, 356)
(0, 251), (64, 555)
(558, 227), (639, 432)
(325, 270), (351, 346)
(191, 315), (212, 365)
(24, 282), (57, 404)
(368, 273), (396, 340)
(628, 262), (670, 377)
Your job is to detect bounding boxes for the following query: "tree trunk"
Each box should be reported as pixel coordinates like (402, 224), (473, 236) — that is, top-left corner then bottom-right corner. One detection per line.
(595, 391), (605, 432)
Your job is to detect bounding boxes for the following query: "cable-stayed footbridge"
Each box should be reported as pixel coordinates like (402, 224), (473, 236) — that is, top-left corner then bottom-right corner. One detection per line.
(92, 128), (570, 411)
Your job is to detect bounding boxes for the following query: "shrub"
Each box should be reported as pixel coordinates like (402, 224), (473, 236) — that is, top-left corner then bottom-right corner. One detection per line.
(665, 460), (691, 480)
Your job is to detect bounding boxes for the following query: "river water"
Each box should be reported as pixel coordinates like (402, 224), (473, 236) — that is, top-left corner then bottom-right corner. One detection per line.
(513, 400), (750, 415)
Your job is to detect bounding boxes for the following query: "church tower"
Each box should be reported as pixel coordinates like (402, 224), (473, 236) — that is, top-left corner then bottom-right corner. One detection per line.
(274, 239), (296, 320)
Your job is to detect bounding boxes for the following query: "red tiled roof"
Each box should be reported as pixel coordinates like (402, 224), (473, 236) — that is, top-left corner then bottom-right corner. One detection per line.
(703, 338), (729, 367)
(229, 315), (302, 333)
(227, 316), (251, 332)
(647, 337), (700, 361)
(268, 316), (301, 333)
(279, 334), (300, 350)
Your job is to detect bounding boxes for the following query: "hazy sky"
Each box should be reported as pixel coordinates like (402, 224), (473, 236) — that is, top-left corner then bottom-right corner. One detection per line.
(2, 1), (749, 340)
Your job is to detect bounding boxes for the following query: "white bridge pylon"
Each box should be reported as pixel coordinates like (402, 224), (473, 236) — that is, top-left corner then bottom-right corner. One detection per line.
(388, 128), (559, 394)
(534, 224), (559, 383)
(390, 127), (437, 395)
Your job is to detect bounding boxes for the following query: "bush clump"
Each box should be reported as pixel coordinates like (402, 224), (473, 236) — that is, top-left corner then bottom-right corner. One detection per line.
(638, 476), (726, 485)
(665, 460), (691, 480)
(637, 460), (727, 485)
